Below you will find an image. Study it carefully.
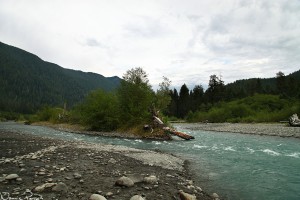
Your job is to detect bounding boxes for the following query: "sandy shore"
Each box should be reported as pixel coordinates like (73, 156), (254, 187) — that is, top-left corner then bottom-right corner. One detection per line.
(178, 123), (300, 138)
(0, 130), (213, 200)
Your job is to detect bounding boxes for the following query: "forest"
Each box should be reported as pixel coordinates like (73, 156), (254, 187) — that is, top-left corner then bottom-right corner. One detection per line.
(4, 67), (297, 133)
(1, 42), (300, 128)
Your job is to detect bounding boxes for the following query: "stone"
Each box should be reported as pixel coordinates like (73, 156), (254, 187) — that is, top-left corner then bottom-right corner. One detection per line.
(196, 186), (202, 192)
(108, 158), (117, 164)
(34, 183), (57, 192)
(212, 193), (219, 199)
(130, 195), (145, 200)
(5, 174), (19, 180)
(52, 182), (68, 193)
(16, 178), (22, 182)
(179, 190), (197, 200)
(73, 173), (82, 179)
(106, 192), (113, 197)
(89, 194), (107, 200)
(144, 175), (158, 184)
(115, 176), (134, 187)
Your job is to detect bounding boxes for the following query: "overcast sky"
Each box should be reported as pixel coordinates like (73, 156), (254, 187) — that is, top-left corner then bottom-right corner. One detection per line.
(1, 0), (299, 89)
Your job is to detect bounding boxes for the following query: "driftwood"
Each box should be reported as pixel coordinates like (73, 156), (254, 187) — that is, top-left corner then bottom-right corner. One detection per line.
(163, 127), (195, 140)
(289, 114), (300, 127)
(148, 105), (195, 140)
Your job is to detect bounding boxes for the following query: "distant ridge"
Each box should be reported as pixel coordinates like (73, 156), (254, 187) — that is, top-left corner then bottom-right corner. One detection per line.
(0, 41), (121, 113)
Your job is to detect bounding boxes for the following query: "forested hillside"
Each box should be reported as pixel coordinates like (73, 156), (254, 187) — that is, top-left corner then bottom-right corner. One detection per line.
(0, 42), (121, 113)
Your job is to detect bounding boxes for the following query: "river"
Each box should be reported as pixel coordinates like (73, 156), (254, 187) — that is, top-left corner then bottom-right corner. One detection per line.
(0, 122), (299, 200)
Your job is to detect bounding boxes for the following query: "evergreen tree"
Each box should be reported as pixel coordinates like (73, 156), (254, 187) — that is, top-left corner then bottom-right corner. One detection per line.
(178, 84), (190, 118)
(205, 75), (225, 104)
(276, 71), (286, 96)
(168, 89), (179, 117)
(191, 85), (204, 112)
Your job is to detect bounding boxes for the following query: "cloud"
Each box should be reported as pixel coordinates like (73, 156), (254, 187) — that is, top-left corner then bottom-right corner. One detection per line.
(0, 0), (299, 89)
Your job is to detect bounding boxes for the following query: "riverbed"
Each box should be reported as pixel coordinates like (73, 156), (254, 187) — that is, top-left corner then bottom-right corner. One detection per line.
(1, 122), (299, 199)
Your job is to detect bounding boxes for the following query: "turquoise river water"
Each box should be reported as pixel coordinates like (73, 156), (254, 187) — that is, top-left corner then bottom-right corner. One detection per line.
(0, 122), (299, 200)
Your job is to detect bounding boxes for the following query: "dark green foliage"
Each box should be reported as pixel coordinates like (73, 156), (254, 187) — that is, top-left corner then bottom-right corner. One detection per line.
(167, 89), (179, 117)
(178, 84), (190, 118)
(0, 41), (121, 114)
(205, 74), (225, 103)
(34, 106), (65, 123)
(74, 90), (119, 131)
(155, 77), (172, 114)
(187, 94), (300, 123)
(117, 67), (155, 126)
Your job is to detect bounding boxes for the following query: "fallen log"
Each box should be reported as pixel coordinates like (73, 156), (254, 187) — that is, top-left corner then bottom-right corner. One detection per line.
(149, 104), (195, 140)
(163, 127), (195, 140)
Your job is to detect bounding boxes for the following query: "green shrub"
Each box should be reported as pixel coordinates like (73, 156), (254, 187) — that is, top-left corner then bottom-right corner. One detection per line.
(187, 94), (300, 123)
(74, 90), (120, 131)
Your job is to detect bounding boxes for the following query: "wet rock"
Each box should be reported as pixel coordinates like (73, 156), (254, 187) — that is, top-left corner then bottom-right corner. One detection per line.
(144, 175), (158, 184)
(5, 174), (19, 180)
(179, 190), (197, 200)
(52, 182), (68, 193)
(130, 195), (145, 200)
(89, 194), (107, 200)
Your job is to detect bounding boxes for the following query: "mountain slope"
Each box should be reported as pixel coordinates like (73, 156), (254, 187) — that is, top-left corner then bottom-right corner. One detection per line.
(224, 70), (300, 100)
(0, 41), (121, 113)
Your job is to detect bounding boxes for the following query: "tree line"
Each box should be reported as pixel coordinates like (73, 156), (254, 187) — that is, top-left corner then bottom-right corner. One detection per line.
(166, 71), (300, 119)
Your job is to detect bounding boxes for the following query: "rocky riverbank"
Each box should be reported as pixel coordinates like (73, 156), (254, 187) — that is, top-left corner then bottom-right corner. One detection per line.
(179, 123), (300, 138)
(0, 130), (215, 200)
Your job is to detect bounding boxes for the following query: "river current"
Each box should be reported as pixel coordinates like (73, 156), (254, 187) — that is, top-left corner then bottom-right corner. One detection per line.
(0, 122), (299, 200)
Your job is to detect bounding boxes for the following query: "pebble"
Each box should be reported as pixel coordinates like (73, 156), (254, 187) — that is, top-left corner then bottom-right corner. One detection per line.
(108, 158), (117, 164)
(130, 195), (145, 200)
(34, 183), (57, 192)
(52, 182), (68, 193)
(5, 174), (19, 180)
(115, 176), (134, 187)
(212, 193), (220, 199)
(179, 190), (197, 200)
(106, 192), (113, 197)
(89, 194), (107, 200)
(73, 172), (82, 179)
(144, 175), (158, 184)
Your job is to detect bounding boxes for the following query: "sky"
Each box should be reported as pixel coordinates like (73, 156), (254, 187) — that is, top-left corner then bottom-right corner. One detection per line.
(1, 0), (300, 89)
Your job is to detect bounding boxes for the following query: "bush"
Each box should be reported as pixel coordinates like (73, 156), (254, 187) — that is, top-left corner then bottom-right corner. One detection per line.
(187, 94), (300, 123)
(74, 90), (120, 131)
